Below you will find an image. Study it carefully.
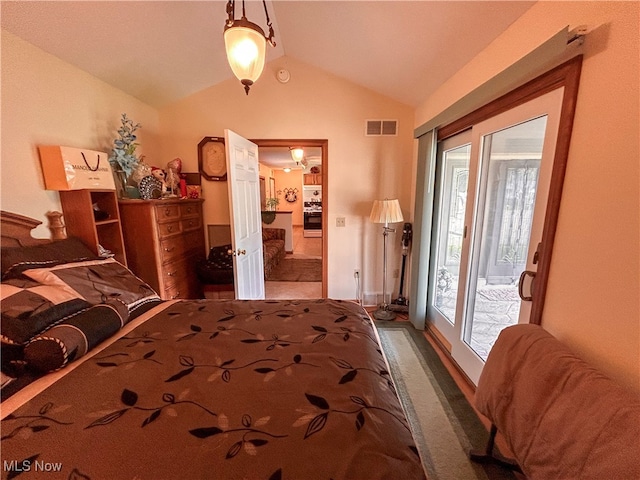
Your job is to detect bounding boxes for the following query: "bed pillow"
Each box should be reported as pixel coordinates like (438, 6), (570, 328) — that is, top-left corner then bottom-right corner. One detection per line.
(23, 258), (161, 321)
(1, 237), (100, 280)
(1, 277), (90, 364)
(24, 303), (124, 372)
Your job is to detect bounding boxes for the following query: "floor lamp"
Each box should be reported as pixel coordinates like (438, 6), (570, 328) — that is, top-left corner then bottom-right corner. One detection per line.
(370, 199), (403, 320)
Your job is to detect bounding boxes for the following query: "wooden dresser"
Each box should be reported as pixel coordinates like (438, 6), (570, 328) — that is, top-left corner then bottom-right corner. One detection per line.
(118, 198), (205, 299)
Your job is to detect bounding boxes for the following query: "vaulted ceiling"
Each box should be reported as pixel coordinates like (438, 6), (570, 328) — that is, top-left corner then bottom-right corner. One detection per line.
(1, 1), (535, 108)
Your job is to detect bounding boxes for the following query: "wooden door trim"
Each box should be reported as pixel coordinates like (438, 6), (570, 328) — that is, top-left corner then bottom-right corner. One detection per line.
(252, 138), (329, 298)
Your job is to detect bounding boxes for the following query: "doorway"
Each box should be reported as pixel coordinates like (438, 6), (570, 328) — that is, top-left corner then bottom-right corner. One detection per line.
(427, 88), (564, 384)
(252, 139), (328, 299)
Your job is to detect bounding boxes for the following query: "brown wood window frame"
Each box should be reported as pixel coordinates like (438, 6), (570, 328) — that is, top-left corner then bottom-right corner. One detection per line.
(436, 55), (583, 325)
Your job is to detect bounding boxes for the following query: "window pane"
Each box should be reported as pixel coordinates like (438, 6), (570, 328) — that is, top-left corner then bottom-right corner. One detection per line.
(433, 144), (471, 324)
(464, 116), (547, 359)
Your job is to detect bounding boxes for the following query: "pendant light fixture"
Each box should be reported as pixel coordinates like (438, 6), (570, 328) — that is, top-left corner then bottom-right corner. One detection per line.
(224, 0), (276, 95)
(289, 147), (304, 164)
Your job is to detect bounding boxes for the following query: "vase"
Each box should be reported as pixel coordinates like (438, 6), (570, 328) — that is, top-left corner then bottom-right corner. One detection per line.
(113, 169), (128, 199)
(125, 186), (140, 199)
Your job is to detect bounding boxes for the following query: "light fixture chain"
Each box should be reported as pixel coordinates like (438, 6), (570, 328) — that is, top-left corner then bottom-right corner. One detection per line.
(263, 0), (276, 46)
(225, 0), (234, 27)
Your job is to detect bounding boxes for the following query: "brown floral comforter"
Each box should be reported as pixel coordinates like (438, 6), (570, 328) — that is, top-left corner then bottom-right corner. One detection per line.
(1, 299), (426, 480)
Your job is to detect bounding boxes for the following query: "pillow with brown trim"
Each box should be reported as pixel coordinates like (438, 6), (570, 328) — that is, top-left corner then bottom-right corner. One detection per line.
(23, 258), (161, 320)
(1, 277), (90, 365)
(1, 237), (100, 280)
(24, 303), (124, 372)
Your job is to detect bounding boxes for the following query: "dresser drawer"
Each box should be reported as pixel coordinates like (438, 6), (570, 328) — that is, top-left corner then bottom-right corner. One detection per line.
(162, 260), (185, 282)
(156, 204), (181, 221)
(157, 220), (181, 237)
(180, 203), (200, 218)
(181, 215), (202, 232)
(161, 258), (202, 299)
(160, 236), (183, 263)
(183, 230), (205, 256)
(163, 280), (187, 300)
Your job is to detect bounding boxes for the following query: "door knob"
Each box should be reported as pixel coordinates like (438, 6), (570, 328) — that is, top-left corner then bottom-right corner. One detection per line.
(518, 270), (536, 301)
(237, 249), (246, 256)
(227, 249), (246, 256)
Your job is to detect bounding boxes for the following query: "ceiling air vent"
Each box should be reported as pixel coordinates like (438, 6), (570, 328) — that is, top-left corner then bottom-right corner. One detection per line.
(365, 120), (398, 136)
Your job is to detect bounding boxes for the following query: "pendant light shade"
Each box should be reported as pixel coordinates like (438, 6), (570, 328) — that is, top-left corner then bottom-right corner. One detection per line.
(290, 147), (304, 164)
(224, 20), (266, 93)
(224, 0), (276, 95)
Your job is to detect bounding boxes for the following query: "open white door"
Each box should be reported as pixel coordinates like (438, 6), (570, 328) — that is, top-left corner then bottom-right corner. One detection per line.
(225, 129), (265, 299)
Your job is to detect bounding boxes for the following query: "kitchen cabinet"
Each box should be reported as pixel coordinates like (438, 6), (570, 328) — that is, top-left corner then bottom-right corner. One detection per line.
(303, 174), (322, 185)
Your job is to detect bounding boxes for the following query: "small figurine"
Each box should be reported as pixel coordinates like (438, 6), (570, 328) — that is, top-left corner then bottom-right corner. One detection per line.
(130, 158), (152, 186)
(165, 158), (182, 196)
(151, 167), (169, 195)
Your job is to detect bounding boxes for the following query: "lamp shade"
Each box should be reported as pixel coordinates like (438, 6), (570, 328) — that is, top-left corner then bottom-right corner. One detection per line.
(224, 19), (267, 88)
(370, 199), (403, 225)
(290, 147), (304, 163)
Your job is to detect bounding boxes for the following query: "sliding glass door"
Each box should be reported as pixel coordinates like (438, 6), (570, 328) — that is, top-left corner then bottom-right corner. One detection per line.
(428, 132), (471, 346)
(428, 88), (564, 384)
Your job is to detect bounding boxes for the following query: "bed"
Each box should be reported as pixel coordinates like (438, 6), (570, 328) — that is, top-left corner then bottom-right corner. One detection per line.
(0, 211), (426, 479)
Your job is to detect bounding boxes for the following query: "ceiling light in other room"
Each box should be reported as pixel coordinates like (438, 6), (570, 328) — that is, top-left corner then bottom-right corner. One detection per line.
(224, 0), (276, 95)
(290, 147), (304, 164)
(283, 168), (291, 173)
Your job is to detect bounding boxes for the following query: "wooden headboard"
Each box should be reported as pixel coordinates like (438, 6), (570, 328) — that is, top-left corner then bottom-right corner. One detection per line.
(0, 211), (66, 247)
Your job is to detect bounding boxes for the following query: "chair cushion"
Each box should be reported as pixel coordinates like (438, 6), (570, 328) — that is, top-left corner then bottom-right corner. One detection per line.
(196, 245), (234, 285)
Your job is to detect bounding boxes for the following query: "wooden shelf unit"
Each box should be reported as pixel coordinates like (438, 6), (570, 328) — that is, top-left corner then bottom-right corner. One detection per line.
(59, 189), (127, 266)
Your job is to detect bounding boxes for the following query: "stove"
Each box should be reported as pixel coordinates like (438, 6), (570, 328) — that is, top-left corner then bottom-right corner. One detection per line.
(303, 201), (322, 213)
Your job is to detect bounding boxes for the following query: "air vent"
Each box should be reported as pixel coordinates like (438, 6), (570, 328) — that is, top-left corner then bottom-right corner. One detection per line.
(365, 120), (398, 136)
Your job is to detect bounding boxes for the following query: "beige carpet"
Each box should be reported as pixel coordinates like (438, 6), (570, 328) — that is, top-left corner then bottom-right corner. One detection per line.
(267, 257), (321, 282)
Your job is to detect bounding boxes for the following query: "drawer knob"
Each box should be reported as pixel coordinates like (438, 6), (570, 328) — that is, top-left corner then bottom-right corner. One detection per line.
(164, 246), (175, 252)
(165, 208), (171, 216)
(167, 225), (174, 233)
(167, 271), (177, 277)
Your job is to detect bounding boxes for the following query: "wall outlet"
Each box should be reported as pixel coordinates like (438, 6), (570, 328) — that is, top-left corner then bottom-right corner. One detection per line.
(336, 217), (346, 227)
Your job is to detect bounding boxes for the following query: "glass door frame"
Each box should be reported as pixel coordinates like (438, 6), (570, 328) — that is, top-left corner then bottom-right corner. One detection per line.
(433, 55), (583, 326)
(427, 131), (472, 348)
(448, 90), (563, 384)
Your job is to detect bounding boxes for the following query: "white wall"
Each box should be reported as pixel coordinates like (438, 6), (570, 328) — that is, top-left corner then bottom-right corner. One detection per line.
(0, 29), (160, 237)
(158, 56), (415, 301)
(416, 2), (639, 393)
